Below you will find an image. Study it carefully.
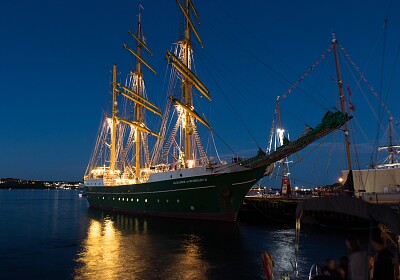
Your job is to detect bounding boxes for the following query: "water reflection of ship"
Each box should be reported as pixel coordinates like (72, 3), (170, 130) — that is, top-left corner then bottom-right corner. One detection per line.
(74, 209), (248, 280)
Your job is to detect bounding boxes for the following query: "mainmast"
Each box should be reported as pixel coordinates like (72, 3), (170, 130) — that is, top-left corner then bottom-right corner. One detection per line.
(182, 0), (193, 162)
(134, 12), (144, 180)
(332, 33), (352, 172)
(165, 0), (211, 168)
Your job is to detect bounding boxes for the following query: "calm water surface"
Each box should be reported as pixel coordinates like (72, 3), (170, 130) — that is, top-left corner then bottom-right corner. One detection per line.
(0, 190), (367, 279)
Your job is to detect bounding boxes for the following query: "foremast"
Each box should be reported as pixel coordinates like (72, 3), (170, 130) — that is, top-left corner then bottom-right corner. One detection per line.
(88, 9), (163, 186)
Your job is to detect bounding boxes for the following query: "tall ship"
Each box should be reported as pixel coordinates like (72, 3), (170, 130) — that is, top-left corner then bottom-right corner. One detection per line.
(83, 1), (351, 221)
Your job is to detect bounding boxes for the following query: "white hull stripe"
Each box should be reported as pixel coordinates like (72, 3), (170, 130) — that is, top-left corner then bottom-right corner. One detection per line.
(231, 179), (256, 186)
(89, 185), (216, 195)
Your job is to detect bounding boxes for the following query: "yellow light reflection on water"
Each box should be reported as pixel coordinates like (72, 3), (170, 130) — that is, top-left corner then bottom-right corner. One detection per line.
(177, 234), (210, 279)
(74, 218), (121, 280)
(74, 215), (211, 280)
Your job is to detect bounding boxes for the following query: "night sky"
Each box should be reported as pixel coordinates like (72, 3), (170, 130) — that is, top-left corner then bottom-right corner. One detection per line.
(1, 0), (399, 187)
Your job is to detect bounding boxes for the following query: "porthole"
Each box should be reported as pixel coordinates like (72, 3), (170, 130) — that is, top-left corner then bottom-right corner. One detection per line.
(118, 198), (121, 201)
(102, 197), (104, 200)
(177, 199), (180, 203)
(157, 199), (160, 203)
(190, 206), (194, 210)
(166, 199), (169, 203)
(131, 198), (133, 202)
(137, 198), (139, 202)
(145, 199), (148, 203)
(180, 174), (182, 177)
(122, 198), (124, 201)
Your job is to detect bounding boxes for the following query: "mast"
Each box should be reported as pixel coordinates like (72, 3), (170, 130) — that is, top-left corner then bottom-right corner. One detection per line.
(121, 7), (161, 180)
(110, 64), (118, 172)
(86, 7), (163, 185)
(182, 0), (193, 163)
(135, 12), (143, 180)
(276, 96), (287, 177)
(375, 118), (400, 168)
(389, 117), (394, 164)
(169, 0), (209, 167)
(332, 33), (353, 171)
(161, 0), (210, 167)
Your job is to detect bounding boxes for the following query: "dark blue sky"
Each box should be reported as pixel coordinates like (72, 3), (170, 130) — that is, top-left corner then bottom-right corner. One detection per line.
(1, 0), (399, 186)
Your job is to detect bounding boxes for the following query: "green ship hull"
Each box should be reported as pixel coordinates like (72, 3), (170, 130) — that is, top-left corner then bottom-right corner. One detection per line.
(85, 165), (269, 222)
(83, 0), (352, 223)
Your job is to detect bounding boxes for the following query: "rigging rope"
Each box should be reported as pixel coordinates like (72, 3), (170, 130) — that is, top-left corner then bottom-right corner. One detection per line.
(210, 128), (238, 158)
(350, 120), (362, 172)
(384, 22), (400, 114)
(373, 18), (388, 164)
(325, 131), (337, 175)
(352, 117), (373, 150)
(85, 114), (108, 176)
(339, 38), (400, 166)
(191, 118), (208, 165)
(311, 134), (326, 181)
(210, 131), (222, 163)
(382, 0), (395, 106)
(339, 43), (397, 125)
(210, 0), (334, 110)
(289, 135), (327, 171)
(281, 46), (332, 102)
(198, 54), (262, 149)
(197, 48), (325, 131)
(342, 57), (384, 130)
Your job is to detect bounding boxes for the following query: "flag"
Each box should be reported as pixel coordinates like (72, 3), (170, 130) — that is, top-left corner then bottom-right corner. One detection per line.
(349, 101), (355, 111)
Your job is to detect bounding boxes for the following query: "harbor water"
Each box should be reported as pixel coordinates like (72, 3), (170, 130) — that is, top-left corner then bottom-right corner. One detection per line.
(0, 190), (368, 279)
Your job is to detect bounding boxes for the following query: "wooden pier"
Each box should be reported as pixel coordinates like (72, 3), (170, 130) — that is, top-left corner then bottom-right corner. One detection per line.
(238, 196), (304, 223)
(238, 195), (376, 229)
